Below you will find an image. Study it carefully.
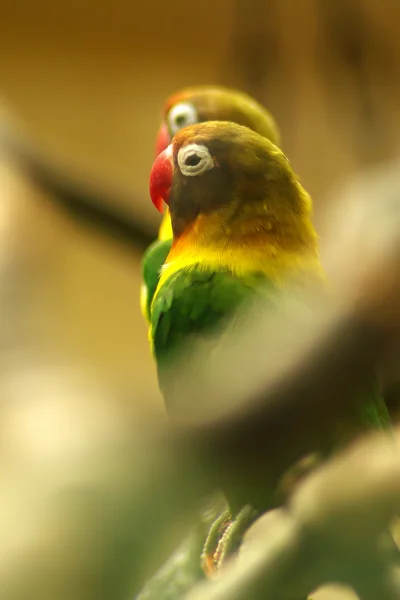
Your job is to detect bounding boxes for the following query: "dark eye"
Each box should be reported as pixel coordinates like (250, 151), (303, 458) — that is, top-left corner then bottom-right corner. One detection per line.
(175, 114), (187, 127)
(185, 154), (201, 167)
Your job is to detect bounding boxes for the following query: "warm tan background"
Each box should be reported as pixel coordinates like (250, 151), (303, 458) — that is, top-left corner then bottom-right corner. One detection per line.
(0, 0), (400, 410)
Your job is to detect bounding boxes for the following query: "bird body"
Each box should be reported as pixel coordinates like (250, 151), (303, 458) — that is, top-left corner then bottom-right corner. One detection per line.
(148, 122), (323, 404)
(145, 120), (391, 573)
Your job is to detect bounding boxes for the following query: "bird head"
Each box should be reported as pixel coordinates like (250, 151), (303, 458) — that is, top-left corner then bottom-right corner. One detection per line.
(154, 85), (280, 158)
(150, 121), (312, 240)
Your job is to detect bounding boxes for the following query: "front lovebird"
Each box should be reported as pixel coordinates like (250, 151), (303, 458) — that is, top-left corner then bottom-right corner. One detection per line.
(140, 85), (281, 323)
(149, 121), (323, 403)
(147, 121), (391, 577)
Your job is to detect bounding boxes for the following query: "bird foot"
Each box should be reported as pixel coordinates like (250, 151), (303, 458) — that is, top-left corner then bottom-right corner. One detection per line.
(201, 505), (259, 578)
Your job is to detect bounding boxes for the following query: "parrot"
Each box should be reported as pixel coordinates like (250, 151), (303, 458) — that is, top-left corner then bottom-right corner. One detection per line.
(140, 85), (281, 324)
(146, 120), (392, 577)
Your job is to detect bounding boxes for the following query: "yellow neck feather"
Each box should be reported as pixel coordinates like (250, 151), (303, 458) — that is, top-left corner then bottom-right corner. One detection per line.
(155, 209), (325, 296)
(158, 210), (173, 241)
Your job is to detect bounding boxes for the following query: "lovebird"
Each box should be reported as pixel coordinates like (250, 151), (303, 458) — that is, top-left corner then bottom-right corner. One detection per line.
(146, 121), (391, 574)
(140, 85), (280, 323)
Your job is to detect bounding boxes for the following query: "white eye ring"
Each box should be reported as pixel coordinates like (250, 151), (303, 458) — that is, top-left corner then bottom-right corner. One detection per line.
(177, 143), (215, 177)
(167, 102), (198, 135)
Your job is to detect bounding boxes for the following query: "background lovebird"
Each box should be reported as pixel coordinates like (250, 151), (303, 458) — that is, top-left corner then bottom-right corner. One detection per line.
(146, 121), (391, 570)
(140, 85), (281, 323)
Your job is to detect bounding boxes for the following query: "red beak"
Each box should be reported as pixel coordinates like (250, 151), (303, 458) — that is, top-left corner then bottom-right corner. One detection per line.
(149, 146), (173, 213)
(155, 122), (171, 157)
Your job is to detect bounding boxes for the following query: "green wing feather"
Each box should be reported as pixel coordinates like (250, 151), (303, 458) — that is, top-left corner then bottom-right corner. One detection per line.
(151, 268), (273, 362)
(151, 267), (277, 412)
(141, 239), (172, 321)
(331, 377), (392, 454)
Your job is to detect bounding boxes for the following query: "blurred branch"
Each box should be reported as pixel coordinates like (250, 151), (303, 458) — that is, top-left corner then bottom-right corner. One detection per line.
(0, 354), (216, 600)
(0, 117), (156, 251)
(191, 303), (389, 501)
(187, 428), (400, 600)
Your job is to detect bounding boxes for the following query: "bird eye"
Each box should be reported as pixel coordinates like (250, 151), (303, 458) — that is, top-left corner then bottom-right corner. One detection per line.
(185, 154), (201, 167)
(177, 143), (215, 177)
(167, 102), (198, 135)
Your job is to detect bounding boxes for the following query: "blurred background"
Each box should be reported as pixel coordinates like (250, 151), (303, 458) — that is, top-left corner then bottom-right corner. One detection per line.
(1, 0), (400, 411)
